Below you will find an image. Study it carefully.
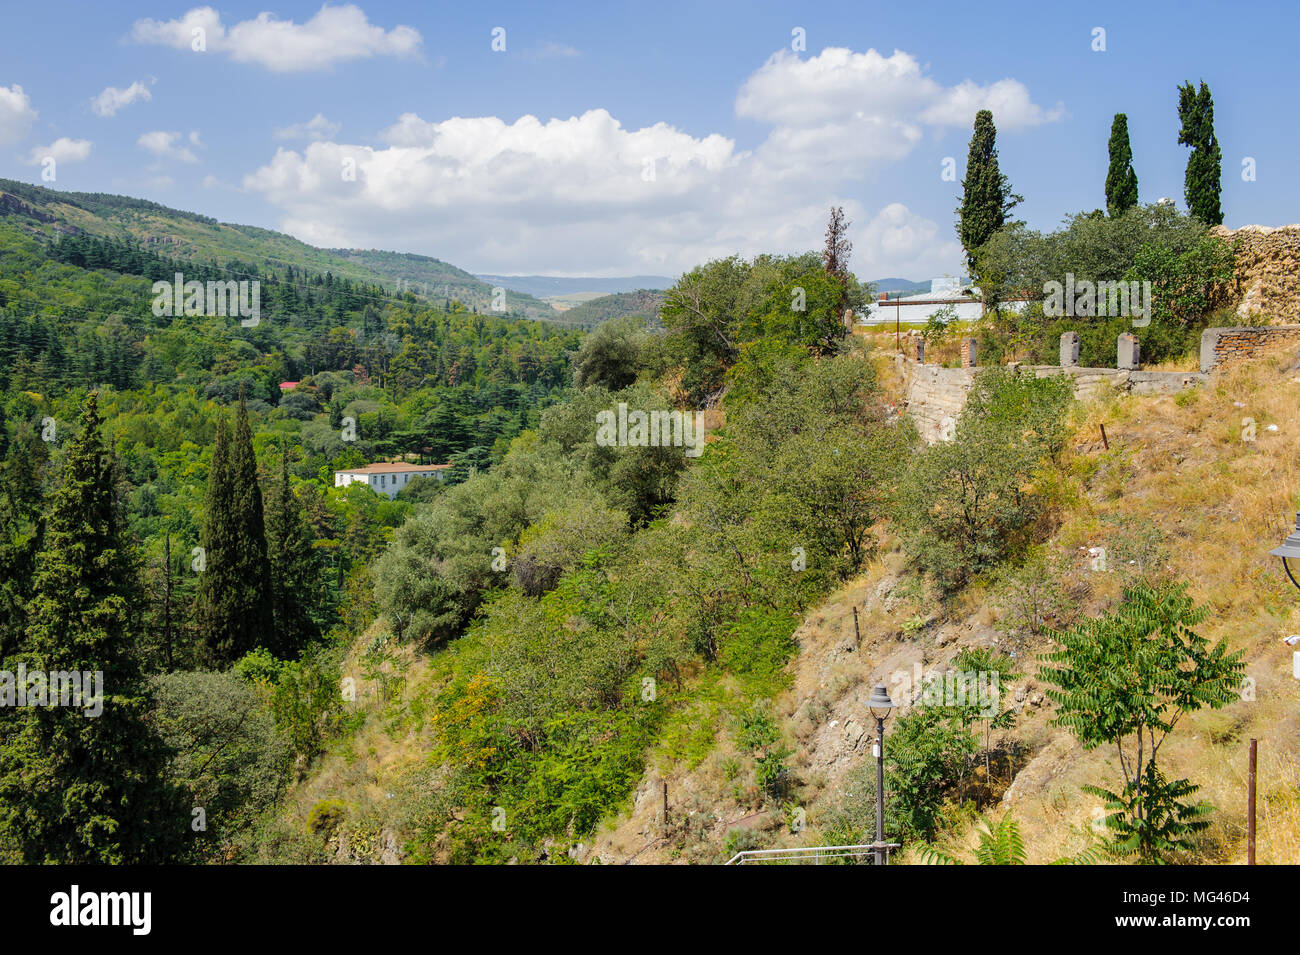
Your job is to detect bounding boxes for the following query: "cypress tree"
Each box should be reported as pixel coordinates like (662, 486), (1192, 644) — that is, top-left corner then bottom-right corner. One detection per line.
(0, 393), (185, 863)
(957, 110), (1023, 272)
(265, 441), (321, 657)
(1105, 113), (1139, 217)
(1177, 81), (1223, 225)
(197, 396), (273, 666)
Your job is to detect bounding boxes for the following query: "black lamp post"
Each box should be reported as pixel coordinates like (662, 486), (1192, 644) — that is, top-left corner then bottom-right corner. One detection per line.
(1270, 512), (1300, 592)
(867, 682), (895, 865)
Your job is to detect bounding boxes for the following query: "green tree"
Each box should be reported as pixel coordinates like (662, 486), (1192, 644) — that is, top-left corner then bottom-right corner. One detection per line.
(1105, 113), (1139, 217)
(0, 393), (186, 863)
(197, 397), (273, 666)
(822, 205), (853, 336)
(265, 441), (322, 658)
(901, 368), (1072, 593)
(958, 109), (1023, 273)
(1177, 81), (1223, 225)
(1040, 581), (1245, 862)
(0, 420), (48, 660)
(571, 315), (649, 390)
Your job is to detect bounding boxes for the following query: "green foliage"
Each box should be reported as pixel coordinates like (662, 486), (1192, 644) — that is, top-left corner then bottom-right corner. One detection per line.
(1125, 235), (1235, 329)
(901, 368), (1072, 593)
(0, 394), (187, 863)
(570, 314), (651, 390)
(264, 442), (324, 657)
(993, 546), (1078, 635)
(659, 252), (870, 403)
(1105, 113), (1140, 218)
(919, 815), (1104, 865)
(737, 701), (791, 801)
(823, 705), (977, 846)
(152, 669), (291, 858)
(1040, 580), (1245, 862)
(196, 396), (273, 667)
(958, 110), (1023, 274)
(1177, 81), (1223, 225)
(271, 651), (344, 761)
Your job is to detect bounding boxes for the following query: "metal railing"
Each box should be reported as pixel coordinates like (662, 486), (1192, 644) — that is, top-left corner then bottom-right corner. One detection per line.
(724, 842), (901, 865)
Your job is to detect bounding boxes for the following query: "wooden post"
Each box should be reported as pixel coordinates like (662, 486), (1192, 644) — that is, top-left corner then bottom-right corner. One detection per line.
(852, 606), (861, 647)
(1100, 423), (1109, 450)
(662, 780), (669, 826)
(1248, 738), (1257, 865)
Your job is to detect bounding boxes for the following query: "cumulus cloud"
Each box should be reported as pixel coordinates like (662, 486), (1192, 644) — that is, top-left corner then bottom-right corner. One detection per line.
(131, 4), (421, 72)
(0, 84), (37, 145)
(274, 113), (342, 142)
(138, 130), (199, 162)
(243, 45), (1058, 276)
(25, 137), (92, 165)
(91, 80), (152, 117)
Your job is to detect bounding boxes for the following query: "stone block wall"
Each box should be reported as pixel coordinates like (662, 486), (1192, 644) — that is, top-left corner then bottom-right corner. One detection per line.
(1200, 325), (1300, 372)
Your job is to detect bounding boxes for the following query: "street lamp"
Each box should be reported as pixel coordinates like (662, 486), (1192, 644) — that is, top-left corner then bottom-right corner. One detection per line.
(867, 682), (895, 865)
(1269, 512), (1300, 592)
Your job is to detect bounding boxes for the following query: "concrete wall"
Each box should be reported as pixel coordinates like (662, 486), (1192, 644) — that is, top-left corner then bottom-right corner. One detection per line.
(1200, 324), (1300, 372)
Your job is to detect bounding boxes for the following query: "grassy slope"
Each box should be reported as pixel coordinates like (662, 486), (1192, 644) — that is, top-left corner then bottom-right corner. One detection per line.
(262, 338), (1300, 865)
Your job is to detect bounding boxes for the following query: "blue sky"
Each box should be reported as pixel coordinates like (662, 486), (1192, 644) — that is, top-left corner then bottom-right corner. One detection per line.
(0, 1), (1294, 279)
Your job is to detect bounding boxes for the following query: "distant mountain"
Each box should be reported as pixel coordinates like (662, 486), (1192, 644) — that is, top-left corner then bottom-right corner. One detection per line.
(329, 249), (557, 321)
(476, 274), (673, 298)
(558, 289), (665, 329)
(867, 277), (972, 297)
(0, 178), (561, 323)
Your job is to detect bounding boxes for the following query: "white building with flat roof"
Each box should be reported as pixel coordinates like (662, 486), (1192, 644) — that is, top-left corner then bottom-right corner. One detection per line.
(859, 277), (984, 327)
(333, 462), (451, 498)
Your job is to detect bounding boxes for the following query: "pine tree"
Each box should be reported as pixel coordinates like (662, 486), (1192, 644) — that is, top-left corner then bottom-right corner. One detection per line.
(0, 393), (186, 863)
(1177, 81), (1223, 225)
(196, 396), (273, 666)
(265, 441), (321, 657)
(957, 110), (1023, 272)
(1105, 113), (1139, 217)
(823, 205), (853, 335)
(0, 420), (48, 660)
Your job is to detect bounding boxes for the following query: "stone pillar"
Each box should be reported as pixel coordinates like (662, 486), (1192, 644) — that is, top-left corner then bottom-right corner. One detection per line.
(1060, 331), (1080, 367)
(1117, 332), (1140, 370)
(961, 338), (978, 368)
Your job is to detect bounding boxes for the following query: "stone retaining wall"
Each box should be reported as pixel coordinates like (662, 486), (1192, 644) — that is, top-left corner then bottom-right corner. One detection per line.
(1211, 224), (1300, 324)
(1200, 325), (1300, 372)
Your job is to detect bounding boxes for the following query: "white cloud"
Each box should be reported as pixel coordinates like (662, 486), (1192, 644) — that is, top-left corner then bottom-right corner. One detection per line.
(243, 45), (1058, 276)
(274, 113), (342, 142)
(131, 4), (422, 72)
(853, 203), (966, 280)
(138, 130), (199, 162)
(919, 78), (1066, 130)
(91, 80), (152, 117)
(24, 137), (92, 165)
(0, 84), (37, 145)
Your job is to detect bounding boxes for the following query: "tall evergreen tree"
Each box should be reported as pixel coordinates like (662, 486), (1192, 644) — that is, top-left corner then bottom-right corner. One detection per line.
(0, 420), (48, 659)
(196, 396), (273, 666)
(0, 393), (185, 863)
(957, 109), (1023, 272)
(265, 441), (321, 657)
(1177, 81), (1223, 225)
(1105, 113), (1140, 217)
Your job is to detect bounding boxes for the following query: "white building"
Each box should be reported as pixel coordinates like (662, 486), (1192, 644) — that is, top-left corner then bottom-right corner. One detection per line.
(333, 463), (451, 498)
(858, 277), (984, 327)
